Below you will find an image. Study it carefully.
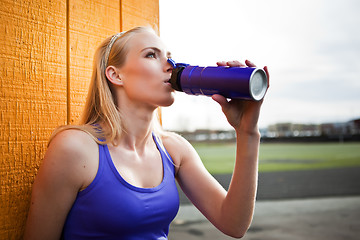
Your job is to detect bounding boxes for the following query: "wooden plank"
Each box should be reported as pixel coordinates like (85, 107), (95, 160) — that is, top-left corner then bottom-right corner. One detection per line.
(68, 0), (120, 124)
(121, 0), (159, 31)
(0, 0), (67, 238)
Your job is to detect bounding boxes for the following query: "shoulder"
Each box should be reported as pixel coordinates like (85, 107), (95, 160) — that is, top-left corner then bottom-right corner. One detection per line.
(160, 131), (190, 147)
(25, 129), (99, 238)
(47, 128), (98, 158)
(160, 131), (198, 166)
(43, 128), (99, 190)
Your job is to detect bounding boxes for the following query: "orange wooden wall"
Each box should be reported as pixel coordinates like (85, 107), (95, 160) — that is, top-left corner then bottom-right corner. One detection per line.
(0, 0), (159, 238)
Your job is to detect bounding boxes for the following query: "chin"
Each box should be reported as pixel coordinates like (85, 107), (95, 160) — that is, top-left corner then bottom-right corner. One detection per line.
(159, 94), (175, 107)
(161, 98), (175, 107)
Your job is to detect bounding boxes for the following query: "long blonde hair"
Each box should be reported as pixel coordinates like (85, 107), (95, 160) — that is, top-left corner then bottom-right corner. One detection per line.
(50, 26), (162, 145)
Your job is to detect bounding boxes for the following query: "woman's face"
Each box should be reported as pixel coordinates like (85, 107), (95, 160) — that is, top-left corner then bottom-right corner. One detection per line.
(117, 30), (175, 108)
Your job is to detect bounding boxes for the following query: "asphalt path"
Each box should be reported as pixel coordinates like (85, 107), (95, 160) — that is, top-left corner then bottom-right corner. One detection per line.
(170, 167), (360, 240)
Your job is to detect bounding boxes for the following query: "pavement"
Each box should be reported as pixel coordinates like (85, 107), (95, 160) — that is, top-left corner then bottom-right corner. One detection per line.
(168, 167), (360, 240)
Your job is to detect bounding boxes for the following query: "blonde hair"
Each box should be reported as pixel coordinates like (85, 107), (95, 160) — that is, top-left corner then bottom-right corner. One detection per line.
(50, 26), (163, 145)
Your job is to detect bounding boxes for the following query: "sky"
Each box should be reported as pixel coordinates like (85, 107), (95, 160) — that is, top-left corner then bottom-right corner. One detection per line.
(159, 0), (360, 131)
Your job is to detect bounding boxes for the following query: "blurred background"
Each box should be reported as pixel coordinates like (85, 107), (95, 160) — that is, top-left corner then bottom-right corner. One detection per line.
(159, 0), (360, 132)
(159, 1), (360, 239)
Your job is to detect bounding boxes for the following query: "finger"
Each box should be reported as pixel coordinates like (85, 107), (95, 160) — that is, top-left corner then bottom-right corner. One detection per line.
(216, 61), (228, 66)
(211, 94), (229, 108)
(245, 59), (257, 67)
(264, 66), (270, 80)
(227, 60), (246, 67)
(264, 66), (270, 88)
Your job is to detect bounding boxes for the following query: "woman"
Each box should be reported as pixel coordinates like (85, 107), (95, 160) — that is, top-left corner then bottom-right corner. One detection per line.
(24, 26), (269, 239)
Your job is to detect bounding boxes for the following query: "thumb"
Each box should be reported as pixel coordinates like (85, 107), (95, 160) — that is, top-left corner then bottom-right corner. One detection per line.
(212, 94), (229, 109)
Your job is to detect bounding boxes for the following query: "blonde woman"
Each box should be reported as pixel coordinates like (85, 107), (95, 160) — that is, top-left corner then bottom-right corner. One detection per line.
(25, 26), (269, 239)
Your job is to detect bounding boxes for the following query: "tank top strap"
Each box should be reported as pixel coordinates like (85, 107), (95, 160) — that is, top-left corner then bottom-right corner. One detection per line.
(152, 132), (176, 175)
(98, 142), (114, 174)
(76, 142), (106, 196)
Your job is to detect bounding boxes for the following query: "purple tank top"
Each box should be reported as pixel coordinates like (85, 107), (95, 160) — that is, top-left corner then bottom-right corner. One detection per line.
(62, 133), (179, 239)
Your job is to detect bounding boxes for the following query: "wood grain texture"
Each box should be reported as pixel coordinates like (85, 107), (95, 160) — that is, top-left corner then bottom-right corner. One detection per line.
(68, 0), (120, 124)
(121, 0), (159, 31)
(0, 0), (67, 238)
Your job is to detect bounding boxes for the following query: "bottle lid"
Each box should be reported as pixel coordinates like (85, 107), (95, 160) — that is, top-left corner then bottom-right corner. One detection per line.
(167, 58), (176, 68)
(249, 68), (268, 101)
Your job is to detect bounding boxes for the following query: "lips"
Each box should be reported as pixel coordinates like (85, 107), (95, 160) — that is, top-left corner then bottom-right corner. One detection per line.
(163, 79), (174, 90)
(163, 78), (171, 84)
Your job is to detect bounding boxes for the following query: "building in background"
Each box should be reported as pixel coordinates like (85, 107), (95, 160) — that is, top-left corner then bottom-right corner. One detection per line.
(177, 118), (360, 143)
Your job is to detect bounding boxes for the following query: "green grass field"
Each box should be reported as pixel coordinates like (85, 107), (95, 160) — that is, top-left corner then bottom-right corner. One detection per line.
(192, 142), (360, 174)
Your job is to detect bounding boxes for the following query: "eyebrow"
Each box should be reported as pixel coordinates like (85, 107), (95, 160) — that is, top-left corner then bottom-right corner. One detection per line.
(142, 47), (172, 58)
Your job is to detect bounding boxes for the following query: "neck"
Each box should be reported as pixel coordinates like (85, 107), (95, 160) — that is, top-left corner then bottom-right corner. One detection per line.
(116, 98), (158, 151)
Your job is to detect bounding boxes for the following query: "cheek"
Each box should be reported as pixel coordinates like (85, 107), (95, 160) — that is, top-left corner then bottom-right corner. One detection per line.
(140, 63), (161, 80)
(123, 66), (158, 96)
(127, 62), (160, 85)
(137, 58), (158, 74)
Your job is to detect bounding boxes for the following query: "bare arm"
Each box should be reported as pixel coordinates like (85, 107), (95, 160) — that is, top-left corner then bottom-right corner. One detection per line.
(165, 60), (269, 238)
(211, 60), (269, 236)
(24, 130), (98, 240)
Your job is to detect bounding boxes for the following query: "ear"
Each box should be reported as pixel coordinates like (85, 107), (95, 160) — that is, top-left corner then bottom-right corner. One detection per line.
(105, 66), (123, 86)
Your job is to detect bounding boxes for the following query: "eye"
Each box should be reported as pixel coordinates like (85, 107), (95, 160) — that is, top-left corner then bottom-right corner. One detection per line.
(146, 51), (156, 58)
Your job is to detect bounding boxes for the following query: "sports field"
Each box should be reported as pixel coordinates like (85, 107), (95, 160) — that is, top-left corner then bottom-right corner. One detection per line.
(192, 142), (360, 174)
